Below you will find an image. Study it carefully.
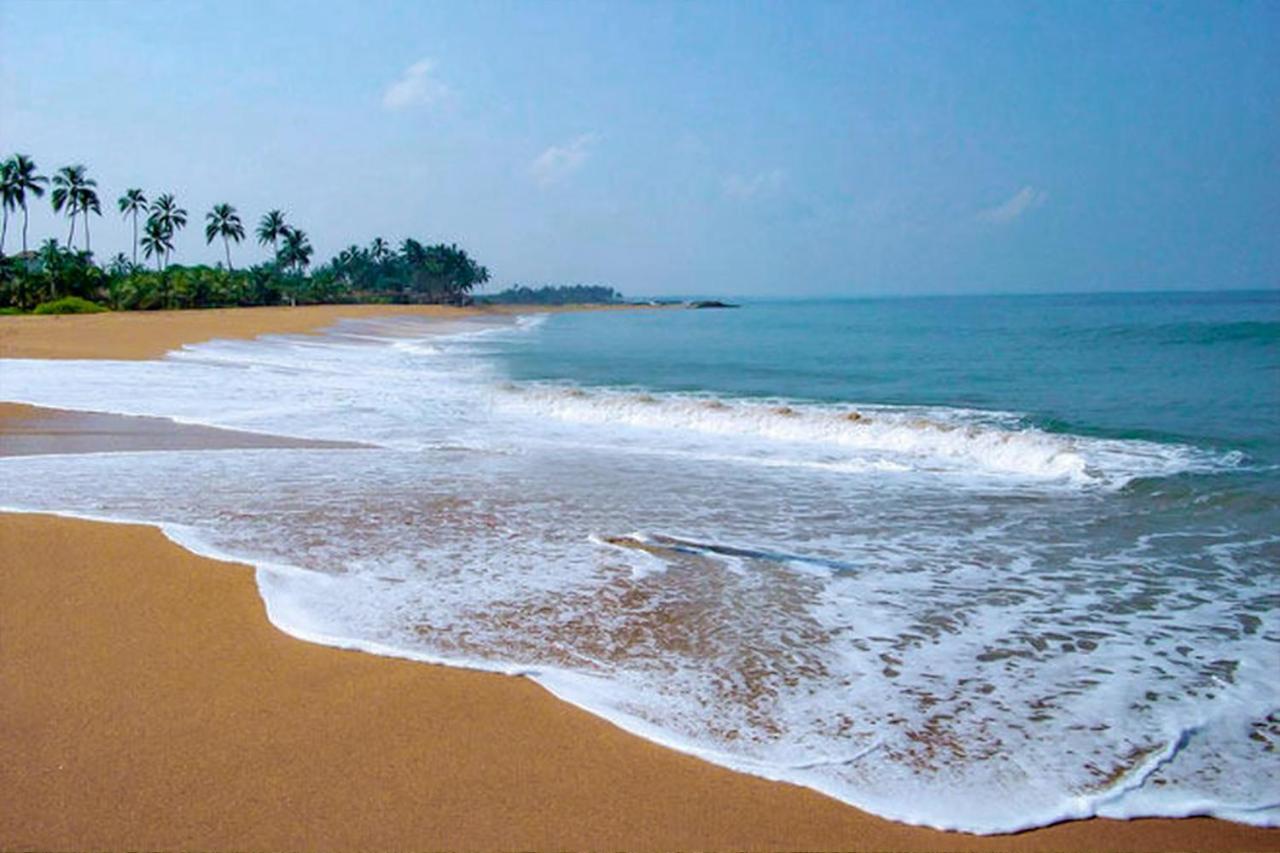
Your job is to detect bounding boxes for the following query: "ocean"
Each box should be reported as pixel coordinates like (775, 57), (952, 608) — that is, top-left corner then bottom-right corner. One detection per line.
(1, 290), (1277, 833)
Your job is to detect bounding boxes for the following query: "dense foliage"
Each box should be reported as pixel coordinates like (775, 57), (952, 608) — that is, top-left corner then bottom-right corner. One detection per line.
(481, 284), (623, 305)
(327, 239), (490, 304)
(0, 152), (504, 312)
(32, 296), (108, 315)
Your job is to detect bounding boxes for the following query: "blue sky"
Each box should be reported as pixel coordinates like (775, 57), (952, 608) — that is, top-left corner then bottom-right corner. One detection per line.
(1, 0), (1276, 296)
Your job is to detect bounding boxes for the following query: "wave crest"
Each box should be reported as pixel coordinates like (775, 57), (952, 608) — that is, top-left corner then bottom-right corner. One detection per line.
(497, 384), (1234, 487)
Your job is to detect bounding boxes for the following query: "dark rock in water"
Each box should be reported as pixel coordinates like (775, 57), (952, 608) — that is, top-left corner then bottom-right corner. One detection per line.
(688, 300), (740, 309)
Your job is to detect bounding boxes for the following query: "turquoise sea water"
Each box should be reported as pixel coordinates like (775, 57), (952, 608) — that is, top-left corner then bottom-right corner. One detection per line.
(1, 289), (1277, 832)
(497, 291), (1280, 463)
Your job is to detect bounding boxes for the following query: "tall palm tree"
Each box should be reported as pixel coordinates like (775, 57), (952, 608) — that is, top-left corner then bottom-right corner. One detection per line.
(76, 181), (101, 254)
(51, 165), (96, 250)
(4, 154), (47, 257)
(148, 193), (187, 268)
(0, 159), (14, 255)
(204, 203), (245, 270)
(140, 217), (172, 272)
(369, 237), (390, 264)
(256, 209), (287, 259)
(117, 189), (147, 265)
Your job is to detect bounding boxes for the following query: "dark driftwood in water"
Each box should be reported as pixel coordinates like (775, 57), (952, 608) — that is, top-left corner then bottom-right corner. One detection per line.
(688, 300), (740, 309)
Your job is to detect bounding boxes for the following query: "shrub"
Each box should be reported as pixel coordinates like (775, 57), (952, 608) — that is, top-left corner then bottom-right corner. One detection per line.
(0, 307), (24, 315)
(32, 296), (108, 315)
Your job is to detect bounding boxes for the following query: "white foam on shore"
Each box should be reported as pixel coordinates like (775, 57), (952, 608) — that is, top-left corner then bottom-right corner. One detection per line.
(2, 312), (1276, 834)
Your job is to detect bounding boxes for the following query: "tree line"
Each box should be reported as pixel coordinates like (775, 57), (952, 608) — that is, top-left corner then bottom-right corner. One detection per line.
(0, 153), (492, 312)
(481, 284), (623, 305)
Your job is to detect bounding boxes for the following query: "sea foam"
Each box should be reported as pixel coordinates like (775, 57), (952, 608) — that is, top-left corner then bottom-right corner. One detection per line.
(1, 312), (1276, 834)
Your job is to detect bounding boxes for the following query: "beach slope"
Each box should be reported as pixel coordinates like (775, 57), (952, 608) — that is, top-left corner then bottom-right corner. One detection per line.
(6, 512), (1279, 852)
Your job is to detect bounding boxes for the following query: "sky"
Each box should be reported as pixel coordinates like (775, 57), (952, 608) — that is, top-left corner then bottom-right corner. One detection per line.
(1, 0), (1276, 297)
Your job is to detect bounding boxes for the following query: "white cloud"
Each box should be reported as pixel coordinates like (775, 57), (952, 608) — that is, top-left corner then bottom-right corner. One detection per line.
(529, 133), (599, 188)
(980, 186), (1049, 223)
(722, 169), (786, 200)
(382, 58), (452, 111)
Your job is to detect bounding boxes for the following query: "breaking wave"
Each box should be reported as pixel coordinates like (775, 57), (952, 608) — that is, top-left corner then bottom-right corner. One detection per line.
(496, 383), (1240, 488)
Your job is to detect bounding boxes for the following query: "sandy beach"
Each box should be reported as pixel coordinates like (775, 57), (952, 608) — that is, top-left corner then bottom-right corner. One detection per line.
(0, 302), (634, 361)
(3, 308), (1278, 852)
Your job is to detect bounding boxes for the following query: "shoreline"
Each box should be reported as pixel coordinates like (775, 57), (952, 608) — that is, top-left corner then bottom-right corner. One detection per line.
(3, 307), (1278, 850)
(0, 302), (646, 361)
(6, 509), (1277, 852)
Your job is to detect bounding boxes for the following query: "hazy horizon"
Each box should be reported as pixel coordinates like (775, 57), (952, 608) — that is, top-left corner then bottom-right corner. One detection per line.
(2, 0), (1276, 297)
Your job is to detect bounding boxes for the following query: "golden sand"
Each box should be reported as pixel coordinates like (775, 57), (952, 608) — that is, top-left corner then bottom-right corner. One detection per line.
(0, 302), (639, 361)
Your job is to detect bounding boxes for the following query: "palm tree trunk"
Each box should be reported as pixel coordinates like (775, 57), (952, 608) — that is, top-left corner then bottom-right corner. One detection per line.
(132, 212), (138, 266)
(67, 210), (76, 250)
(224, 234), (232, 271)
(84, 214), (91, 254)
(21, 203), (29, 258)
(1, 207), (8, 255)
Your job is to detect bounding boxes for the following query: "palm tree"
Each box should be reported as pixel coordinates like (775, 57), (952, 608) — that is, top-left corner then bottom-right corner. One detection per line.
(204, 203), (245, 270)
(0, 159), (14, 255)
(37, 238), (64, 299)
(148, 194), (187, 267)
(256, 209), (287, 259)
(400, 237), (427, 266)
(369, 237), (390, 264)
(51, 165), (96, 250)
(140, 217), (172, 272)
(117, 189), (147, 265)
(76, 182), (102, 254)
(278, 226), (313, 275)
(4, 154), (47, 257)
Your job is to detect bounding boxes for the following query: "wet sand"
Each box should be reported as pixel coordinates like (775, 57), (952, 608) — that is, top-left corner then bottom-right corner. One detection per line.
(0, 402), (363, 456)
(2, 307), (1277, 851)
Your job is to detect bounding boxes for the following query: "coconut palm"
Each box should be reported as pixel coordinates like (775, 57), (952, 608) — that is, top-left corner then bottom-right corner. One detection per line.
(77, 182), (102, 254)
(117, 189), (147, 265)
(50, 167), (79, 248)
(0, 160), (14, 255)
(140, 216), (172, 272)
(148, 194), (187, 267)
(278, 226), (313, 275)
(369, 236), (390, 264)
(51, 165), (97, 250)
(204, 203), (245, 270)
(3, 154), (47, 257)
(37, 238), (63, 298)
(256, 209), (287, 258)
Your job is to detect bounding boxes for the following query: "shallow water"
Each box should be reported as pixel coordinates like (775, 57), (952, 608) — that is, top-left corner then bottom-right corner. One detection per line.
(2, 292), (1277, 832)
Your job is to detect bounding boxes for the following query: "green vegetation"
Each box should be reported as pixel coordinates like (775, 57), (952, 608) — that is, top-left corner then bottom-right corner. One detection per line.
(32, 295), (108, 314)
(481, 284), (623, 305)
(0, 152), (512, 313)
